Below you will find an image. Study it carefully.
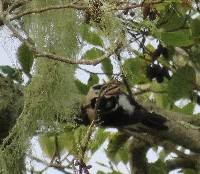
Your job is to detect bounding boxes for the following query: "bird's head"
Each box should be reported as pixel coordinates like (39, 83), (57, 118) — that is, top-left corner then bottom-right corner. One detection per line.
(76, 82), (123, 125)
(85, 83), (122, 106)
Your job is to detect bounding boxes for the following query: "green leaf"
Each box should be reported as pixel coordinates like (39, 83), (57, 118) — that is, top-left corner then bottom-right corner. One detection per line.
(83, 48), (104, 60)
(168, 65), (195, 102)
(160, 29), (194, 47)
(73, 126), (89, 155)
(97, 171), (122, 174)
(146, 44), (156, 52)
(190, 45), (200, 71)
(74, 126), (86, 145)
(101, 59), (113, 76)
(56, 127), (88, 156)
(97, 172), (106, 174)
(0, 65), (23, 83)
(149, 160), (167, 174)
(107, 132), (129, 164)
(58, 132), (75, 154)
(88, 74), (99, 87)
(183, 169), (197, 174)
(123, 57), (149, 84)
(117, 144), (129, 164)
(74, 79), (88, 95)
(108, 172), (122, 174)
(39, 135), (56, 158)
(157, 6), (186, 31)
(39, 133), (74, 159)
(151, 80), (170, 108)
(75, 74), (99, 95)
(81, 25), (103, 47)
(17, 43), (34, 76)
(191, 17), (200, 38)
(154, 93), (171, 109)
(173, 102), (195, 115)
(159, 150), (168, 161)
(90, 128), (108, 154)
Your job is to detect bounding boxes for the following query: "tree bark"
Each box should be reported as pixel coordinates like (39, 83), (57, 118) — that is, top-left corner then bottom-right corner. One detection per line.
(128, 137), (149, 174)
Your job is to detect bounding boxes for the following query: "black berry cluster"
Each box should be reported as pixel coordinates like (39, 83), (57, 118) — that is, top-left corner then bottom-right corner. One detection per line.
(146, 63), (171, 83)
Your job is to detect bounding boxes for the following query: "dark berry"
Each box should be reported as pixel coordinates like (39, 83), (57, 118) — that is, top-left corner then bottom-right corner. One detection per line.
(146, 64), (155, 79)
(149, 11), (157, 20)
(152, 44), (163, 60)
(162, 47), (169, 59)
(146, 63), (170, 83)
(123, 10), (129, 15)
(130, 11), (135, 17)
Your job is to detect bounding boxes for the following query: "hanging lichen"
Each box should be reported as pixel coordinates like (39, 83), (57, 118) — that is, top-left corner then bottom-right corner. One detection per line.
(0, 0), (84, 173)
(100, 9), (124, 42)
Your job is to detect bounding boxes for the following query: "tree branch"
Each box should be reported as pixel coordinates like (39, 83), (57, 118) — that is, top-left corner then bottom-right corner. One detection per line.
(11, 3), (88, 21)
(78, 67), (120, 76)
(4, 16), (121, 65)
(112, 0), (164, 11)
(128, 137), (149, 174)
(127, 132), (200, 172)
(28, 155), (71, 173)
(0, 0), (3, 15)
(3, 0), (164, 23)
(133, 97), (200, 127)
(124, 114), (200, 153)
(35, 46), (118, 65)
(6, 0), (31, 13)
(166, 158), (196, 171)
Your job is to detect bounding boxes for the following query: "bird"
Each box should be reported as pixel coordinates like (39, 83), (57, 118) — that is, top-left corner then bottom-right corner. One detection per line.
(76, 83), (168, 130)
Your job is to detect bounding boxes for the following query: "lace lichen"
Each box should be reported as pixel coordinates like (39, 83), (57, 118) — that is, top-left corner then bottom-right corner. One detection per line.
(0, 0), (84, 173)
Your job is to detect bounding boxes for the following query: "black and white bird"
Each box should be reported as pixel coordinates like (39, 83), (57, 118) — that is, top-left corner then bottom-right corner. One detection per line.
(77, 83), (168, 130)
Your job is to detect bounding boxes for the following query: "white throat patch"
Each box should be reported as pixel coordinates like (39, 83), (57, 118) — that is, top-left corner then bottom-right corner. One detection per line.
(118, 94), (135, 115)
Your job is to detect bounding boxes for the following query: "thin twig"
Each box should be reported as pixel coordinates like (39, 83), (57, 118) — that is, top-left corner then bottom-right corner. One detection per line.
(78, 67), (120, 76)
(195, 0), (200, 12)
(0, 0), (3, 15)
(80, 120), (96, 160)
(28, 154), (71, 173)
(166, 158), (197, 171)
(76, 121), (96, 174)
(50, 136), (61, 164)
(6, 0), (30, 13)
(112, 0), (164, 10)
(11, 3), (88, 21)
(116, 52), (135, 103)
(4, 17), (121, 65)
(133, 88), (167, 96)
(35, 45), (119, 65)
